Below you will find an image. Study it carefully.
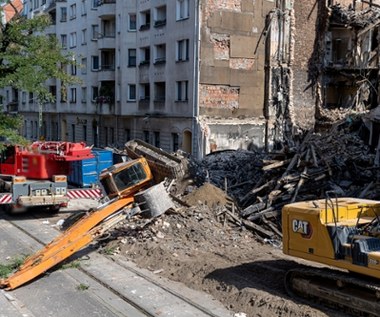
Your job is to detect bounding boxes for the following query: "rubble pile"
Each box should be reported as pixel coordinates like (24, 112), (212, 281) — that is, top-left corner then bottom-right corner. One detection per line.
(192, 119), (380, 240)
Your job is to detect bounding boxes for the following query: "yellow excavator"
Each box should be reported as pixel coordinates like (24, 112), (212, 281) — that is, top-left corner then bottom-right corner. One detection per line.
(283, 196), (380, 316)
(0, 157), (155, 290)
(0, 139), (182, 290)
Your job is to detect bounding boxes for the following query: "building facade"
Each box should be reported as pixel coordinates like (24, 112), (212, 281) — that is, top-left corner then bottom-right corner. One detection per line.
(10, 0), (294, 158)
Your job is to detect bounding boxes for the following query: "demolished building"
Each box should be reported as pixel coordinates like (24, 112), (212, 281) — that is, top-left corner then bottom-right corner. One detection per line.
(5, 0), (380, 157)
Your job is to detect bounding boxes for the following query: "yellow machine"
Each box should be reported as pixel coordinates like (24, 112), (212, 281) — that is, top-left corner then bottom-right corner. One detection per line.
(283, 197), (380, 315)
(0, 157), (154, 290)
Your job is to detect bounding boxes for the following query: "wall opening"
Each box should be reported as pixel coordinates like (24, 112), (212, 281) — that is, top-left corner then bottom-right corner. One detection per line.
(183, 130), (192, 154)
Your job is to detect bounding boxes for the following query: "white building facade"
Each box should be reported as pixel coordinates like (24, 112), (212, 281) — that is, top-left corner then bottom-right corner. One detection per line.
(12, 0), (293, 158)
(19, 0), (198, 155)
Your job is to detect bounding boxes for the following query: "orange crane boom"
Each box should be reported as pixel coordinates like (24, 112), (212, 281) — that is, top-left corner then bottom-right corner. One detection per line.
(0, 197), (134, 290)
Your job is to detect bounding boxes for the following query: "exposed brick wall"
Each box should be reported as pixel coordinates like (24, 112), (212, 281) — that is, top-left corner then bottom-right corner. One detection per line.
(290, 0), (321, 130)
(200, 0), (271, 117)
(204, 0), (242, 18)
(199, 85), (240, 110)
(210, 33), (230, 60)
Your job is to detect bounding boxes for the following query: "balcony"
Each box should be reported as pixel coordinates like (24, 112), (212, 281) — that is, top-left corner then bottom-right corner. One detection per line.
(97, 0), (116, 18)
(153, 100), (165, 111)
(138, 98), (150, 111)
(98, 65), (115, 80)
(7, 102), (18, 113)
(97, 35), (116, 49)
(154, 57), (166, 65)
(154, 19), (166, 28)
(139, 23), (150, 31)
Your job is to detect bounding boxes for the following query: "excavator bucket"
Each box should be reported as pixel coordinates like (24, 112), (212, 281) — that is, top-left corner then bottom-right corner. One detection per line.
(0, 196), (134, 290)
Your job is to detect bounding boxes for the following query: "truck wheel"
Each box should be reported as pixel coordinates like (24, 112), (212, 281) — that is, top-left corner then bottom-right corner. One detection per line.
(49, 205), (61, 213)
(2, 204), (26, 215)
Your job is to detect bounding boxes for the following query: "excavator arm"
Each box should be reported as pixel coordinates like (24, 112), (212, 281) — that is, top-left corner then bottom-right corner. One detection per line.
(0, 196), (134, 290)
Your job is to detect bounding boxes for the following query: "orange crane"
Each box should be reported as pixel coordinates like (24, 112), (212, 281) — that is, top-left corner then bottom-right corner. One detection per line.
(0, 147), (178, 290)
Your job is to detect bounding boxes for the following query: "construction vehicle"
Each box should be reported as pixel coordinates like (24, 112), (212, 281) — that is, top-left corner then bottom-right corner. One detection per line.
(0, 141), (102, 213)
(0, 140), (181, 290)
(282, 196), (380, 316)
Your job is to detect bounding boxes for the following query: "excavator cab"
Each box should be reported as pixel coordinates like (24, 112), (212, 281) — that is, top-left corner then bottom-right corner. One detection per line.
(100, 157), (153, 199)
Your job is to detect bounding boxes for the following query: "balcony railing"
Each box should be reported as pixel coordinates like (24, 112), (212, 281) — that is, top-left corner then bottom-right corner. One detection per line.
(154, 57), (166, 65)
(154, 19), (166, 27)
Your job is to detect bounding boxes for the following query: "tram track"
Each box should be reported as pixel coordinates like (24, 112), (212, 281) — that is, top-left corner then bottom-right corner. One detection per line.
(1, 212), (232, 317)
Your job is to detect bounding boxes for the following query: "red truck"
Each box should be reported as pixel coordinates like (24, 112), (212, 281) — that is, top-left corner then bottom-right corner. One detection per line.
(0, 141), (102, 213)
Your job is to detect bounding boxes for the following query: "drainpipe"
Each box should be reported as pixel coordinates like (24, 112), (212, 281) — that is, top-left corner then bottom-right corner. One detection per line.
(192, 0), (201, 159)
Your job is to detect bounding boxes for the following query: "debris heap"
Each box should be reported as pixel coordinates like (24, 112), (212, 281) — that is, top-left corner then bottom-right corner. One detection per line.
(195, 119), (380, 241)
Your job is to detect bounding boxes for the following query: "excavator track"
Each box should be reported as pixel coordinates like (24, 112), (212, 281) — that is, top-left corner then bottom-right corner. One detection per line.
(285, 267), (380, 316)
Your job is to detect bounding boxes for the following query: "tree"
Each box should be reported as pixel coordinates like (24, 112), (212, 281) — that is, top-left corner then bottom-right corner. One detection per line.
(0, 1), (78, 145)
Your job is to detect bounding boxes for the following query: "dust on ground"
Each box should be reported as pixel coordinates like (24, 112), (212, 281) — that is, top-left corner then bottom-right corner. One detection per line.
(98, 183), (345, 317)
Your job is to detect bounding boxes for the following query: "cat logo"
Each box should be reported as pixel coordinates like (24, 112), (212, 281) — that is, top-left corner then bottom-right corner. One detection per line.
(292, 219), (312, 239)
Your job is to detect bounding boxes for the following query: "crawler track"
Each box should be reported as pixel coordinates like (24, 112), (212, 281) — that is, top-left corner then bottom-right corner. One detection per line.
(285, 267), (380, 317)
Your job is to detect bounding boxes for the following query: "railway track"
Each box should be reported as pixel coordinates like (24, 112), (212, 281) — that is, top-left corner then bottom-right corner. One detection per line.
(0, 212), (232, 317)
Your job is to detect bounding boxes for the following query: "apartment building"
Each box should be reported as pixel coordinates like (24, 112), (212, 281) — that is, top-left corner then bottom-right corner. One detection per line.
(12, 0), (295, 158)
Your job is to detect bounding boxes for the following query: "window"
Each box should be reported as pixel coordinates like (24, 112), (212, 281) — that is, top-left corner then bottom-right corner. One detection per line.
(128, 84), (136, 101)
(91, 0), (98, 9)
(81, 58), (87, 74)
(60, 86), (67, 102)
(154, 5), (166, 27)
(71, 124), (76, 142)
(91, 56), (99, 70)
(22, 92), (27, 104)
(176, 81), (188, 101)
(139, 47), (150, 65)
(83, 125), (87, 142)
(176, 0), (189, 20)
(69, 32), (77, 48)
(140, 83), (150, 100)
(101, 51), (115, 70)
(70, 88), (77, 103)
(110, 127), (114, 144)
(60, 7), (67, 22)
(154, 82), (165, 101)
(103, 19), (116, 37)
(42, 0), (46, 5)
(92, 86), (99, 101)
(49, 85), (57, 98)
(176, 39), (189, 61)
(129, 14), (136, 31)
(29, 92), (34, 103)
(125, 129), (131, 142)
(81, 87), (87, 103)
(154, 131), (160, 148)
(81, 0), (87, 15)
(61, 34), (67, 48)
(154, 44), (166, 64)
(128, 49), (136, 67)
(92, 24), (99, 40)
(140, 10), (151, 31)
(33, 0), (39, 10)
(71, 63), (77, 75)
(143, 130), (150, 143)
(81, 29), (87, 45)
(172, 133), (179, 151)
(104, 127), (108, 145)
(70, 4), (77, 19)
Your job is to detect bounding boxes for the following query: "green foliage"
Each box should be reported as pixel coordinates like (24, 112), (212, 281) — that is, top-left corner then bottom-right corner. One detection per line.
(59, 260), (81, 270)
(0, 254), (27, 278)
(0, 7), (80, 143)
(76, 283), (89, 291)
(0, 13), (79, 102)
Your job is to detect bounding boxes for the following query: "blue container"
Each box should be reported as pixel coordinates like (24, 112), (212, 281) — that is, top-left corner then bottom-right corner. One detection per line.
(68, 148), (113, 187)
(93, 148), (113, 174)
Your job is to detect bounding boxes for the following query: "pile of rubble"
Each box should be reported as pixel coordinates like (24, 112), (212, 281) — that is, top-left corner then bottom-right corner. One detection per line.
(187, 117), (380, 241)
